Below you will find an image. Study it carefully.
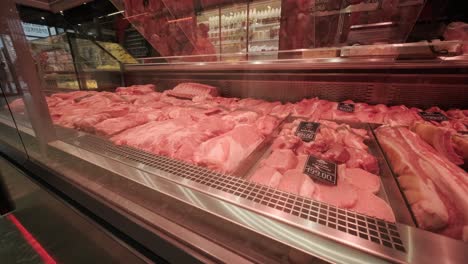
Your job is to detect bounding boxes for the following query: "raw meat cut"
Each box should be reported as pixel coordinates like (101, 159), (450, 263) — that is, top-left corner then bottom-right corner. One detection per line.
(116, 84), (155, 95)
(132, 92), (162, 105)
(322, 143), (350, 164)
(452, 135), (468, 161)
(342, 167), (380, 194)
(256, 115), (280, 136)
(221, 110), (259, 124)
(51, 91), (97, 101)
(351, 192), (396, 222)
(250, 166), (283, 188)
(376, 126), (468, 240)
(443, 22), (468, 53)
(254, 101), (282, 115)
(313, 180), (358, 209)
(234, 98), (264, 110)
(397, 173), (448, 230)
(345, 147), (379, 174)
(194, 124), (264, 173)
(94, 111), (166, 137)
(410, 122), (463, 165)
(262, 149), (298, 173)
(7, 98), (25, 113)
(111, 118), (195, 154)
(166, 83), (219, 99)
(277, 169), (316, 196)
(73, 113), (111, 132)
(158, 117), (235, 162)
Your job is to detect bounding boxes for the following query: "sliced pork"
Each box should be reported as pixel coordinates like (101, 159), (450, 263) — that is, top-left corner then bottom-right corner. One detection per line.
(194, 124), (264, 173)
(166, 82), (219, 99)
(250, 166), (283, 188)
(376, 126), (468, 240)
(410, 122), (463, 165)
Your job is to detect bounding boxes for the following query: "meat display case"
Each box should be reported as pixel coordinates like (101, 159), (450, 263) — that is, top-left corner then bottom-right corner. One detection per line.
(2, 1), (468, 264)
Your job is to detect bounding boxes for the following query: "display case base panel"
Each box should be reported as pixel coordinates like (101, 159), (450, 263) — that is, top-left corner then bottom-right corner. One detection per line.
(64, 134), (406, 253)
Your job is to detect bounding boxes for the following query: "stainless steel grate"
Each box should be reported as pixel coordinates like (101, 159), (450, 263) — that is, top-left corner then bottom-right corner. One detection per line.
(66, 134), (406, 252)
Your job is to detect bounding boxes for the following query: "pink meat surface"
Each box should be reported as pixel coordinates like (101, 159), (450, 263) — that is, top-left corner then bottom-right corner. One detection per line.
(277, 169), (316, 196)
(345, 147), (379, 174)
(351, 192), (396, 222)
(51, 91), (97, 101)
(313, 180), (358, 209)
(111, 118), (194, 154)
(73, 113), (111, 132)
(116, 84), (155, 95)
(132, 92), (162, 105)
(255, 101), (282, 115)
(233, 98), (264, 110)
(94, 111), (165, 137)
(7, 98), (25, 113)
(221, 110), (259, 124)
(256, 115), (279, 135)
(158, 117), (235, 162)
(166, 82), (219, 99)
(194, 124), (264, 173)
(250, 166), (283, 188)
(322, 143), (350, 164)
(262, 149), (298, 173)
(342, 167), (381, 194)
(376, 126), (468, 240)
(410, 122), (463, 165)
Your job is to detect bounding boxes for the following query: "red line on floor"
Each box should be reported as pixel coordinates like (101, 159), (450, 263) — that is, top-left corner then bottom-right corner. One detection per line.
(6, 214), (57, 264)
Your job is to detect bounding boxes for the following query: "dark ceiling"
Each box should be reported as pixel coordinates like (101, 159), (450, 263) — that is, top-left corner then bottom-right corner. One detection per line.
(17, 0), (117, 28)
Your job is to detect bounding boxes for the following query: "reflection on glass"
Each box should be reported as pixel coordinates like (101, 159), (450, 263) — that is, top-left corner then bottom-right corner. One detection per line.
(29, 34), (80, 91)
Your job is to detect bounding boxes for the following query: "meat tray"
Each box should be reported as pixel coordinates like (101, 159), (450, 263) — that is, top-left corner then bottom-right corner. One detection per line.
(231, 114), (290, 178)
(244, 118), (415, 225)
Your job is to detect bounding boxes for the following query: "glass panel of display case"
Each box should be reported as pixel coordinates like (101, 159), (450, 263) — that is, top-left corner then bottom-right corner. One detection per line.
(195, 7), (221, 60)
(247, 0), (281, 60)
(112, 0), (199, 59)
(219, 2), (249, 60)
(0, 48), (28, 155)
(68, 36), (122, 90)
(29, 34), (80, 91)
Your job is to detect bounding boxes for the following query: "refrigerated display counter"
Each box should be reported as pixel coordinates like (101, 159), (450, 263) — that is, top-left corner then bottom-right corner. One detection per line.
(2, 53), (468, 263)
(2, 1), (468, 264)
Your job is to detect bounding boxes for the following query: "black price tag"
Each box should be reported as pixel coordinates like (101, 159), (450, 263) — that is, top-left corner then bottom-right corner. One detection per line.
(295, 121), (320, 142)
(303, 155), (337, 185)
(418, 111), (448, 122)
(338, 102), (355, 113)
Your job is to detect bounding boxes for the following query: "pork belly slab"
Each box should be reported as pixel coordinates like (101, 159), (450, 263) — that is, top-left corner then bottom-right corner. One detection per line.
(376, 126), (468, 240)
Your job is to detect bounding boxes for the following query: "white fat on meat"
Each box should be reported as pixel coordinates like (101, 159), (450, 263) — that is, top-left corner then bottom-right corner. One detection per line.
(376, 126), (468, 238)
(410, 122), (464, 165)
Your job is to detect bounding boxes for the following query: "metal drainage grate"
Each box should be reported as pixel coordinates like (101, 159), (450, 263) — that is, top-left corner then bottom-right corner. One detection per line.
(66, 134), (406, 252)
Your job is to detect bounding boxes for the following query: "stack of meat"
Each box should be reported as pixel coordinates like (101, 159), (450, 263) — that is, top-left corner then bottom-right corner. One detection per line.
(376, 126), (468, 241)
(30, 83), (283, 174)
(5, 82), (468, 234)
(250, 119), (395, 222)
(291, 98), (467, 131)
